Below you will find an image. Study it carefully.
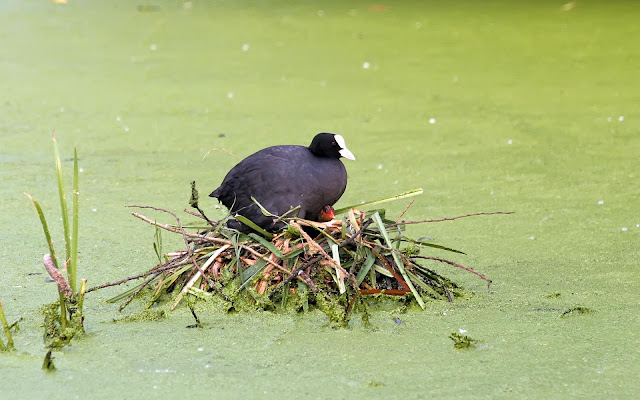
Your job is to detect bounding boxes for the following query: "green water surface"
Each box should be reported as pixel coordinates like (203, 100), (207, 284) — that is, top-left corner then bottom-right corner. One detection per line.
(1, 1), (639, 398)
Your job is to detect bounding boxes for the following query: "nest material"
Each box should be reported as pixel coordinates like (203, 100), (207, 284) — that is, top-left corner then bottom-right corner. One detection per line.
(91, 204), (494, 322)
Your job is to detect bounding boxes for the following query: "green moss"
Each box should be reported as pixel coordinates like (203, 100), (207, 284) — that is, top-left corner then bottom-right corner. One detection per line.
(449, 332), (479, 350)
(112, 309), (168, 323)
(40, 301), (84, 350)
(315, 292), (349, 327)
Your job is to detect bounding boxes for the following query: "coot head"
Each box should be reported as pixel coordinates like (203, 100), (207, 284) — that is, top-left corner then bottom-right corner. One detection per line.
(317, 205), (336, 222)
(309, 133), (356, 161)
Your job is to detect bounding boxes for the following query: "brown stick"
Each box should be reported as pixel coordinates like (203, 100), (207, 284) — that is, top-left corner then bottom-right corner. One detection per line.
(268, 219), (372, 299)
(87, 255), (191, 292)
(127, 205), (191, 248)
(388, 211), (514, 228)
(129, 206), (236, 305)
(359, 289), (412, 295)
(131, 212), (229, 244)
(290, 222), (347, 276)
(190, 245), (232, 302)
(367, 246), (411, 294)
(410, 255), (492, 284)
(119, 271), (163, 312)
(395, 199), (415, 222)
(131, 211), (289, 274)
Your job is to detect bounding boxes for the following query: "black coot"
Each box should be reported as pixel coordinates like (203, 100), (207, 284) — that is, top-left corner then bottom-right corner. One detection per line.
(209, 133), (355, 232)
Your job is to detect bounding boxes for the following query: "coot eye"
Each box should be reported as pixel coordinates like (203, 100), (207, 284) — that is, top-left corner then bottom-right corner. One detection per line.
(331, 141), (337, 146)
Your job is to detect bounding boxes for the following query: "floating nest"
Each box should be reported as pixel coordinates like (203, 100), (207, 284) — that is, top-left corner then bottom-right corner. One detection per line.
(90, 189), (501, 324)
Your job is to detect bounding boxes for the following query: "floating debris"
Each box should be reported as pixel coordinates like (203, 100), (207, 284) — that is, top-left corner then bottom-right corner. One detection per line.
(561, 307), (593, 317)
(449, 332), (479, 350)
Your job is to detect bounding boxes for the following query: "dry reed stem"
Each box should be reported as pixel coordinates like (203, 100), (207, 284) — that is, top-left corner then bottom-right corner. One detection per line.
(43, 254), (72, 299)
(388, 211), (514, 227)
(131, 211), (290, 273)
(119, 271), (163, 311)
(171, 245), (230, 310)
(411, 255), (492, 284)
(289, 221), (348, 278)
(395, 200), (415, 222)
(87, 254), (191, 292)
(211, 260), (223, 279)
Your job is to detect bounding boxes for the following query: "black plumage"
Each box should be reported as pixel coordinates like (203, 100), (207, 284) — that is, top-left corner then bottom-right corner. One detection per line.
(209, 133), (355, 232)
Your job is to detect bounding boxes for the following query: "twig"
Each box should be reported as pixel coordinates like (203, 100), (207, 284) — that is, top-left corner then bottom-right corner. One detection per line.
(119, 271), (163, 312)
(367, 246), (411, 294)
(291, 221), (350, 288)
(388, 211), (514, 228)
(171, 245), (231, 310)
(239, 244), (291, 273)
(395, 199), (415, 222)
(86, 255), (190, 292)
(410, 255), (492, 285)
(129, 205), (235, 306)
(191, 252), (231, 302)
(268, 219), (372, 299)
(127, 205), (191, 249)
(441, 283), (453, 302)
(298, 271), (318, 293)
(347, 219), (373, 277)
(341, 219), (373, 249)
(133, 210), (293, 276)
(188, 306), (202, 328)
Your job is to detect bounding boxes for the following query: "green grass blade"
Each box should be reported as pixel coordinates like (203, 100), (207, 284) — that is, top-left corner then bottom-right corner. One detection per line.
(283, 247), (304, 259)
(406, 270), (445, 300)
(52, 133), (71, 271)
(333, 188), (423, 215)
(250, 196), (275, 217)
(25, 194), (60, 269)
(0, 301), (15, 351)
(235, 215), (273, 239)
(331, 243), (346, 294)
(238, 259), (268, 291)
(373, 264), (394, 277)
(355, 249), (376, 284)
(402, 237), (466, 255)
(106, 283), (144, 303)
(372, 212), (425, 309)
(69, 147), (79, 293)
(231, 233), (242, 283)
(248, 233), (284, 258)
(25, 192), (67, 327)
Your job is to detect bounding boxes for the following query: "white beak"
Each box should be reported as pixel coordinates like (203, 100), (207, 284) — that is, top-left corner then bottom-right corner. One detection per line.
(339, 148), (355, 161)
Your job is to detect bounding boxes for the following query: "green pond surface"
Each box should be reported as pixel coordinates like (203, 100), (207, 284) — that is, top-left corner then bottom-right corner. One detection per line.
(1, 0), (639, 398)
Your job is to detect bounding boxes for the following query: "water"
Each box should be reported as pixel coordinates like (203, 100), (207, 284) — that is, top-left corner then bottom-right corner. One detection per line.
(1, 1), (639, 398)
